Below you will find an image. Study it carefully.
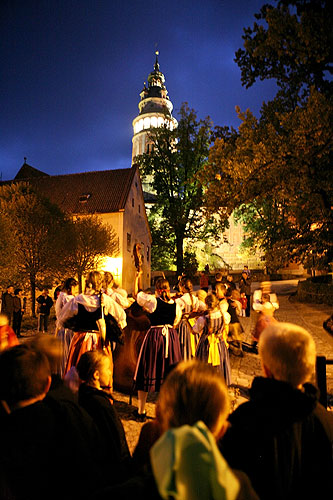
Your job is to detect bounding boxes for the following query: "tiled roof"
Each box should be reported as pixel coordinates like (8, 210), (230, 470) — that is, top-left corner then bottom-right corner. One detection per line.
(9, 166), (136, 214)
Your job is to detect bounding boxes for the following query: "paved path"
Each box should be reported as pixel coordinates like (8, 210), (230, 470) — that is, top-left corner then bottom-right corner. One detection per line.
(114, 292), (333, 454)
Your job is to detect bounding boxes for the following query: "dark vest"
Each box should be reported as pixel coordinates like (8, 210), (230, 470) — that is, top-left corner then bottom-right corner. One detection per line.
(149, 297), (176, 326)
(71, 303), (101, 332)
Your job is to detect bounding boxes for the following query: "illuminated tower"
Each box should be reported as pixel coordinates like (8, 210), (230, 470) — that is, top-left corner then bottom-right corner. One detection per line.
(132, 51), (177, 162)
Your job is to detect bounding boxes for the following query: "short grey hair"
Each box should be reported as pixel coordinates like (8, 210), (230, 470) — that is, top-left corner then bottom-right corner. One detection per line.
(258, 322), (316, 387)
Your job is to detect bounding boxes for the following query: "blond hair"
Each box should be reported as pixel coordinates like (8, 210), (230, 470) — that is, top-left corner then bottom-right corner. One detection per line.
(85, 271), (103, 293)
(157, 360), (230, 438)
(259, 322), (316, 387)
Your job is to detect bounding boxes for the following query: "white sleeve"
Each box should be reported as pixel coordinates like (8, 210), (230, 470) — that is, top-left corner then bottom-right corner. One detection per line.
(136, 291), (157, 314)
(269, 293), (279, 310)
(253, 290), (263, 311)
(58, 298), (78, 327)
(175, 296), (186, 310)
(103, 294), (127, 330)
(110, 290), (132, 309)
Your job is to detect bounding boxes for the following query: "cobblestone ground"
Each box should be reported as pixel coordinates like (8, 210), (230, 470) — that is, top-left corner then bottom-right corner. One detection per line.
(114, 294), (333, 454)
(19, 292), (333, 455)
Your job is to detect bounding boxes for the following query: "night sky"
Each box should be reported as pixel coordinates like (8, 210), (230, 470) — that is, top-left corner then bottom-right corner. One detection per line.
(1, 0), (278, 181)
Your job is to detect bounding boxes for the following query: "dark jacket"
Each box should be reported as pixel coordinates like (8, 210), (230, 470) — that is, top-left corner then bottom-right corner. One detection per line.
(219, 377), (333, 500)
(78, 384), (131, 480)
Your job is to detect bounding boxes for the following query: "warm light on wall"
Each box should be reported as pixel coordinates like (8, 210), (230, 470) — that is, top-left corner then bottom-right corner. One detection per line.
(100, 256), (123, 281)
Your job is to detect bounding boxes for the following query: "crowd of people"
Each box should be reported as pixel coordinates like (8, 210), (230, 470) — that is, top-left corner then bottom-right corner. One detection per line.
(0, 267), (332, 499)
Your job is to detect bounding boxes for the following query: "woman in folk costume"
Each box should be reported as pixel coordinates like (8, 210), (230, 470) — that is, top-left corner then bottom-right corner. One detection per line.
(133, 270), (182, 421)
(175, 277), (206, 361)
(58, 271), (126, 391)
(193, 293), (232, 386)
(103, 271), (134, 310)
(54, 277), (77, 376)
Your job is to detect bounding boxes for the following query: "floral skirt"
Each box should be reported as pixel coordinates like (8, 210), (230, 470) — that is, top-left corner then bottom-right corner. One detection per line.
(134, 326), (182, 393)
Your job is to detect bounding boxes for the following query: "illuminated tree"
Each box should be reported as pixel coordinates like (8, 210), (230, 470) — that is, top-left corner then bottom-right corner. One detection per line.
(201, 1), (333, 272)
(62, 216), (119, 292)
(0, 183), (69, 313)
(137, 103), (223, 274)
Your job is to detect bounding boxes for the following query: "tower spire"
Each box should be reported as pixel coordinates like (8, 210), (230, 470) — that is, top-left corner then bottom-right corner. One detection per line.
(131, 52), (177, 162)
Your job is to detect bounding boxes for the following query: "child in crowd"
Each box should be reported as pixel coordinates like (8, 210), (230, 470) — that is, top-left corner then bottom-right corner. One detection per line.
(77, 350), (131, 481)
(101, 360), (259, 500)
(240, 293), (247, 317)
(193, 293), (231, 386)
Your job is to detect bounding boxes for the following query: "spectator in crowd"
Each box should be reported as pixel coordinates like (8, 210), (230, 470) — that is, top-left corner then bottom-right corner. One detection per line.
(1, 285), (14, 326)
(0, 343), (105, 500)
(199, 271), (210, 293)
(226, 274), (237, 292)
(239, 272), (251, 317)
(219, 322), (333, 500)
(36, 288), (54, 333)
(77, 350), (132, 481)
(211, 272), (223, 292)
(13, 288), (25, 338)
(251, 294), (278, 352)
(242, 265), (251, 278)
(94, 360), (259, 500)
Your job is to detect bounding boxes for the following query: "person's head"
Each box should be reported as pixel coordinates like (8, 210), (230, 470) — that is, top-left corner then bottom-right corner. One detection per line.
(7, 286), (14, 294)
(85, 271), (103, 293)
(179, 277), (193, 295)
(196, 289), (207, 303)
(241, 272), (248, 280)
(215, 272), (222, 282)
(226, 275), (233, 282)
(157, 360), (230, 440)
(243, 265), (248, 271)
(42, 288), (49, 296)
(231, 289), (240, 301)
(77, 350), (112, 389)
(0, 344), (51, 411)
(155, 277), (171, 302)
(28, 334), (62, 374)
(14, 288), (22, 296)
(215, 283), (227, 299)
(103, 272), (114, 288)
(63, 277), (77, 294)
(259, 322), (316, 388)
(205, 293), (219, 311)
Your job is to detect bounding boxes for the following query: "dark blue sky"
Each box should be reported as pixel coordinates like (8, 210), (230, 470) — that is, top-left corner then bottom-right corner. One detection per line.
(1, 0), (277, 181)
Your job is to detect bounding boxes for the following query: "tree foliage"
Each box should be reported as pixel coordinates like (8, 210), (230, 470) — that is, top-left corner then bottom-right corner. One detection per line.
(63, 216), (119, 291)
(235, 0), (333, 102)
(136, 102), (223, 274)
(0, 183), (69, 312)
(201, 0), (333, 272)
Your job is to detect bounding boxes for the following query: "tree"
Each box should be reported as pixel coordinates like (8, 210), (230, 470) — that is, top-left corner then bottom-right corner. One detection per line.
(0, 183), (70, 313)
(201, 1), (333, 272)
(62, 216), (119, 292)
(235, 0), (333, 102)
(136, 102), (223, 274)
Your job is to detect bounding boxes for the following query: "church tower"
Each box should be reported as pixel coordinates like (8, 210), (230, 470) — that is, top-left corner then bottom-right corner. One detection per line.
(132, 51), (177, 162)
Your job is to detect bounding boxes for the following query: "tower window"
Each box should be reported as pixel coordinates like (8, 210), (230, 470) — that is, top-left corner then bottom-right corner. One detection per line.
(132, 198), (134, 207)
(127, 233), (131, 251)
